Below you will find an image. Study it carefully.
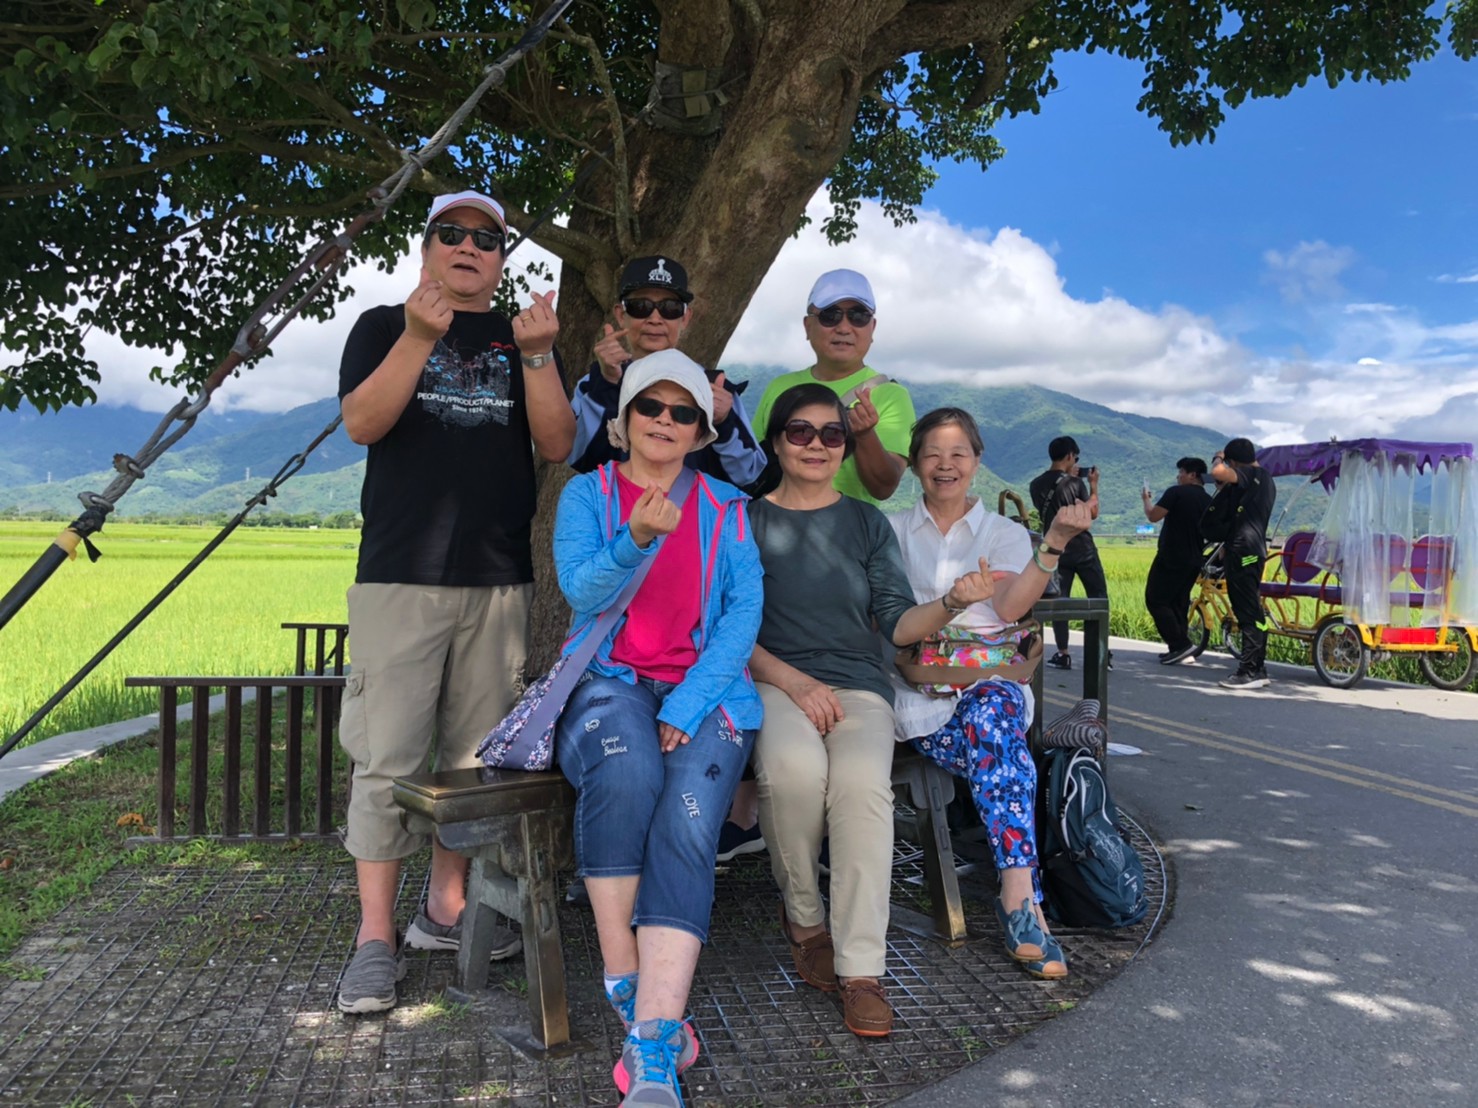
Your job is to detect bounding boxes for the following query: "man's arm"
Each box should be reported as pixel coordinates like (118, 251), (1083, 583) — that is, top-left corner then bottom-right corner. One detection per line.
(1210, 454), (1240, 485)
(341, 277), (446, 445)
(846, 382), (912, 501)
(1143, 486), (1168, 523)
(514, 290), (576, 462)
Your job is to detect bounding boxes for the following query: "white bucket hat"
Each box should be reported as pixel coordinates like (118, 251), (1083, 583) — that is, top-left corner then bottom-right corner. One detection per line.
(607, 349), (718, 453)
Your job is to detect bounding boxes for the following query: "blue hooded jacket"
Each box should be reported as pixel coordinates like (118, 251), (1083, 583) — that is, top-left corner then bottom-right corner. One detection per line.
(552, 462), (764, 738)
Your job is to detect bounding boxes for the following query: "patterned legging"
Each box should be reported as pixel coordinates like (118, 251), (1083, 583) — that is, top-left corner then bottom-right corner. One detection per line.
(910, 680), (1041, 900)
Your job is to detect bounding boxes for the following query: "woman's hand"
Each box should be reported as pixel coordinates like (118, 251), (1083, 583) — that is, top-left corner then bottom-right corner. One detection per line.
(658, 722), (691, 753)
(946, 556), (997, 609)
(1045, 500), (1094, 550)
(628, 484), (682, 548)
(786, 674), (846, 735)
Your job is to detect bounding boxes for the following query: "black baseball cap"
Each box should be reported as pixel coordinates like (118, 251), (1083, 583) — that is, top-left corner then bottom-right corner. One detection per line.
(618, 256), (694, 303)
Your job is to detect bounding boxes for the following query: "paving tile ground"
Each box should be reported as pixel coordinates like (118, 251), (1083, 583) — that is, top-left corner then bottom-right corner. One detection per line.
(0, 816), (1167, 1107)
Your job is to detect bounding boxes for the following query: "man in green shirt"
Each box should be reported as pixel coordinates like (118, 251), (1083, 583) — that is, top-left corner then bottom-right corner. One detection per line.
(753, 269), (916, 505)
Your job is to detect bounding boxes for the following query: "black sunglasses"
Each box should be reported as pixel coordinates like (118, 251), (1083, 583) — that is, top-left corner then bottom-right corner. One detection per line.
(631, 396), (702, 425)
(784, 420), (848, 449)
(429, 222), (505, 253)
(623, 297), (687, 321)
(809, 305), (874, 328)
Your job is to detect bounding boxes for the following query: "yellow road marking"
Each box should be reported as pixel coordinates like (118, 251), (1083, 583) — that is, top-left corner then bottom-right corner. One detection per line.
(1045, 695), (1478, 819)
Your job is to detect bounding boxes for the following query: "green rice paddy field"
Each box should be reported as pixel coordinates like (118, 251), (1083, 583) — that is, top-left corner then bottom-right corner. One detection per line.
(0, 524), (1450, 752)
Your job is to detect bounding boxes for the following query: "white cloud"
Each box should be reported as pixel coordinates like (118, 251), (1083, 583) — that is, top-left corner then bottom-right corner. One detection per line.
(1435, 271), (1478, 284)
(19, 195), (1478, 448)
(1262, 240), (1356, 304)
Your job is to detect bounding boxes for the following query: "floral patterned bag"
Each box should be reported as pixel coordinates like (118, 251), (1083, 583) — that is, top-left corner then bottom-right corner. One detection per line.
(895, 621), (1042, 698)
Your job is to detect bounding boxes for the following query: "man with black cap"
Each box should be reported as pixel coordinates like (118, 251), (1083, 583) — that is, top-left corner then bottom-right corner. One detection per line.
(1210, 438), (1276, 688)
(751, 268), (917, 506)
(567, 255), (766, 487)
(334, 190), (575, 1015)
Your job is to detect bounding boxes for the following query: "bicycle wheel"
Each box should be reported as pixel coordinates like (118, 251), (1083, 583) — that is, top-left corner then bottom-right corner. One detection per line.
(1187, 604), (1212, 654)
(1220, 617), (1243, 661)
(1313, 620), (1367, 688)
(1417, 633), (1478, 691)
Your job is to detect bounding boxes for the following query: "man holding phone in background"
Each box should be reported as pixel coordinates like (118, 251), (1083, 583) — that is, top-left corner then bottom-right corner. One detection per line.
(566, 255), (766, 487)
(1029, 435), (1107, 670)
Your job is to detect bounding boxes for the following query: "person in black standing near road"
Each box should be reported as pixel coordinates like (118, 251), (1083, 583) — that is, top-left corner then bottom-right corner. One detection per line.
(1028, 436), (1105, 670)
(1209, 438), (1276, 689)
(1142, 457), (1213, 666)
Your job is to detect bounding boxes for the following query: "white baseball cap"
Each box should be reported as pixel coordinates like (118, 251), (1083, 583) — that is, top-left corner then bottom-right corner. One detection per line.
(426, 190), (506, 232)
(607, 350), (718, 453)
(807, 268), (876, 311)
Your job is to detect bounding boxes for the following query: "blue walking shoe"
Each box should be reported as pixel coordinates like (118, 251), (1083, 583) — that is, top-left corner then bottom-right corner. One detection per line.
(617, 1018), (690, 1106)
(1021, 933), (1070, 980)
(994, 897), (1047, 962)
(608, 977), (699, 1092)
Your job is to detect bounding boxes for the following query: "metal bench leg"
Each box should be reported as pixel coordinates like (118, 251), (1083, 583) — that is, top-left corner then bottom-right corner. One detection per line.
(914, 764), (968, 943)
(457, 856), (505, 993)
(515, 817), (571, 1052)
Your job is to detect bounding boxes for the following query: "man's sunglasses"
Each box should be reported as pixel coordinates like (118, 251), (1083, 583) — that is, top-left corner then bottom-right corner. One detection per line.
(784, 420), (848, 448)
(809, 305), (874, 328)
(623, 297), (687, 321)
(429, 222), (505, 253)
(631, 396), (702, 425)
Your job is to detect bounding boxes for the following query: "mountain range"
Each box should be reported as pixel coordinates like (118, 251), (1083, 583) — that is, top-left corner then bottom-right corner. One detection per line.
(0, 370), (1234, 531)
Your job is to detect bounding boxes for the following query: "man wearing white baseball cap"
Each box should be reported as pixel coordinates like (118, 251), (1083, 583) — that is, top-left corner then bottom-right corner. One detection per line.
(334, 190), (575, 1015)
(752, 269), (916, 505)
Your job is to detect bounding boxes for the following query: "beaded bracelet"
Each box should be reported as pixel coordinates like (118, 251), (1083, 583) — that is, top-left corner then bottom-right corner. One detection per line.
(1032, 548), (1060, 575)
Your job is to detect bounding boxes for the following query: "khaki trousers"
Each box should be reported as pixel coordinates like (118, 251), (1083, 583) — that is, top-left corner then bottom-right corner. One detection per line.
(340, 582), (531, 861)
(752, 683), (897, 978)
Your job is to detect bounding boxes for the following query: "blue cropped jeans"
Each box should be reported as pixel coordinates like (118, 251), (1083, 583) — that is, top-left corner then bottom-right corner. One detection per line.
(556, 674), (754, 942)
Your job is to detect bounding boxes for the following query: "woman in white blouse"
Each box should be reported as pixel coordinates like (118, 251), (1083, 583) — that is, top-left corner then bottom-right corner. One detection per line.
(889, 408), (1092, 979)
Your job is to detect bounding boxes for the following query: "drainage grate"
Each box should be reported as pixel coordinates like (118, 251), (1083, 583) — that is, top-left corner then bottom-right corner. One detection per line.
(0, 820), (1166, 1106)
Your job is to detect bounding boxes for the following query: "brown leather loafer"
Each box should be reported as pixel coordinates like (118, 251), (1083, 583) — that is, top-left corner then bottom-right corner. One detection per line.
(840, 977), (893, 1037)
(780, 901), (837, 992)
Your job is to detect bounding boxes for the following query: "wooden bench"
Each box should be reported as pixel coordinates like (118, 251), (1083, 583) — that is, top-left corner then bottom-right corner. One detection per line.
(889, 749), (969, 944)
(391, 766), (580, 1055)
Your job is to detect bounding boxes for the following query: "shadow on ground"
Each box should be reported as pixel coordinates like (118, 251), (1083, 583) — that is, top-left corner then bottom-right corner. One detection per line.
(0, 818), (1168, 1106)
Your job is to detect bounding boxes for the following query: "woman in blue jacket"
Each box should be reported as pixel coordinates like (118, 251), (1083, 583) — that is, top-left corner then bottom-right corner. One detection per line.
(552, 349), (763, 1108)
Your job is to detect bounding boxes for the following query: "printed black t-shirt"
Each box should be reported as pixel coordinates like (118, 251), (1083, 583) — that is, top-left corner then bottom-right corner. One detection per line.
(338, 305), (536, 586)
(1155, 482), (1212, 565)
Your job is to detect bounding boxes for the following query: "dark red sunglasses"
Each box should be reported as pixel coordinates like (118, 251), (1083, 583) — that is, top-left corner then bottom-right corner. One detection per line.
(784, 420), (847, 448)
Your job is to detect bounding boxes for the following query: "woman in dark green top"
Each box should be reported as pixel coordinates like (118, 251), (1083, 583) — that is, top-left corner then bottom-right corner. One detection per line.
(748, 383), (993, 1039)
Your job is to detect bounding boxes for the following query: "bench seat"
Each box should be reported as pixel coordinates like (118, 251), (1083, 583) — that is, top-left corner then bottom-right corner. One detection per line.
(393, 766), (577, 1054)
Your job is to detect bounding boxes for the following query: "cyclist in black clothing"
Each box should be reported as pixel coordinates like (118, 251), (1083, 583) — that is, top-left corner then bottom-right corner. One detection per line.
(1210, 438), (1277, 689)
(1028, 435), (1105, 670)
(1142, 456), (1213, 665)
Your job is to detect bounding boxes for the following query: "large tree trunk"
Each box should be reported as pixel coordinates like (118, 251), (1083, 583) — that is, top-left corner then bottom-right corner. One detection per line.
(526, 0), (1030, 667)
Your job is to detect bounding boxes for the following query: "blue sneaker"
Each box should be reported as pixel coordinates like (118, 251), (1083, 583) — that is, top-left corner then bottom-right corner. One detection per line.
(994, 897), (1047, 962)
(607, 977), (698, 1090)
(617, 1019), (688, 1106)
(715, 820), (766, 863)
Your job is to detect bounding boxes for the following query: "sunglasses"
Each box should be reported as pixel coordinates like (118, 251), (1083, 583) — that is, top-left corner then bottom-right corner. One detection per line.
(429, 222), (505, 253)
(631, 396), (702, 425)
(784, 420), (848, 449)
(622, 297), (687, 321)
(809, 305), (874, 328)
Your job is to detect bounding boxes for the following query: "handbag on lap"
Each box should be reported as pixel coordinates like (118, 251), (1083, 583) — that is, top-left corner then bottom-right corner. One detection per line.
(894, 621), (1043, 697)
(476, 469), (696, 771)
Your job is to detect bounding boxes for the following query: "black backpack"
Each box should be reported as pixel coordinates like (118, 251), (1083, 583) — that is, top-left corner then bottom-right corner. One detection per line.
(1036, 748), (1148, 929)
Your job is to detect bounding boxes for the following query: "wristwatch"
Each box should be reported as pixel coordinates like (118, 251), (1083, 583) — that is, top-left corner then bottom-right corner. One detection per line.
(1038, 540), (1065, 556)
(521, 350), (555, 369)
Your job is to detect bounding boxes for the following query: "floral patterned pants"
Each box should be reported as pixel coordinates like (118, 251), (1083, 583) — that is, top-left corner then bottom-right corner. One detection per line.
(910, 681), (1041, 899)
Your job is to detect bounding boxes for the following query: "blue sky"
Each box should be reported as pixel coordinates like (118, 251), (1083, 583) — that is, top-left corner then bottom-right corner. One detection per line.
(66, 41), (1478, 447)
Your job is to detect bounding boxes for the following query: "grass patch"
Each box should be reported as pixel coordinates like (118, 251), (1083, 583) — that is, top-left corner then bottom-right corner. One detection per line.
(0, 692), (348, 960)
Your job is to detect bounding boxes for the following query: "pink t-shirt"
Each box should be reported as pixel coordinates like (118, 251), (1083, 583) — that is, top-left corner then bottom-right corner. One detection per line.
(608, 470), (702, 682)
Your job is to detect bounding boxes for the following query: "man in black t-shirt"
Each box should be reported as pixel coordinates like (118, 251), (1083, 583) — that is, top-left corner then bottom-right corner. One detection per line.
(334, 191), (575, 1015)
(1210, 437), (1277, 689)
(1028, 435), (1106, 670)
(1141, 456), (1213, 665)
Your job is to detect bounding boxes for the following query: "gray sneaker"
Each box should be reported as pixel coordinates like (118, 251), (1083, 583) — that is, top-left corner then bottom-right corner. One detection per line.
(337, 936), (406, 1014)
(406, 906), (523, 960)
(619, 1019), (688, 1107)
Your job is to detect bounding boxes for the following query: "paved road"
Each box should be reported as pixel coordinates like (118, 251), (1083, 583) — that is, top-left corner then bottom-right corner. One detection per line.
(902, 636), (1478, 1108)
